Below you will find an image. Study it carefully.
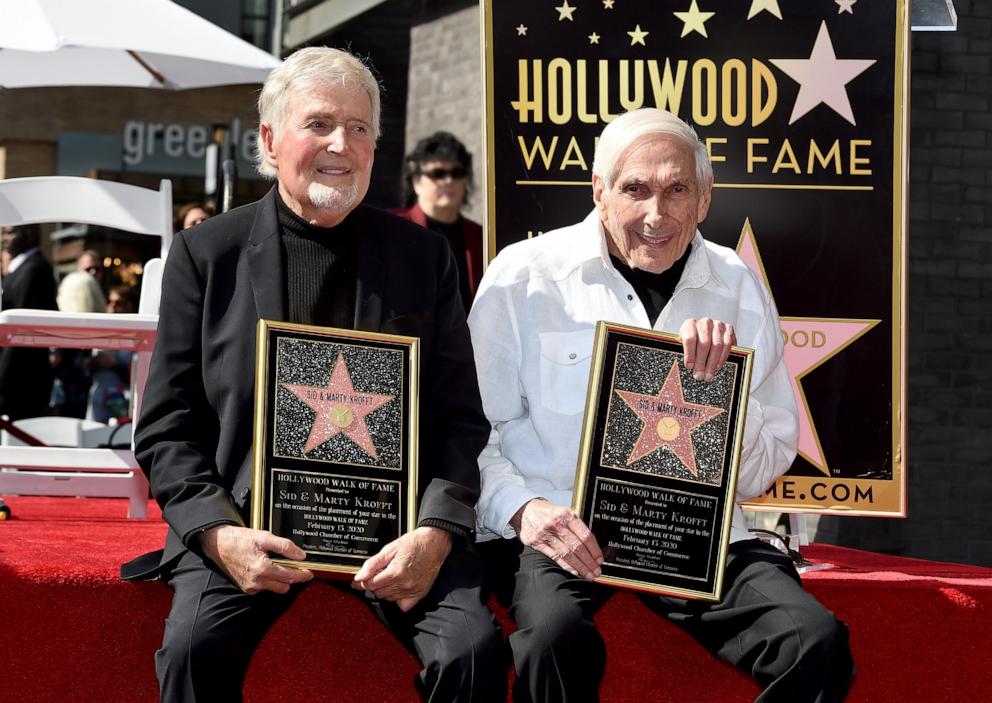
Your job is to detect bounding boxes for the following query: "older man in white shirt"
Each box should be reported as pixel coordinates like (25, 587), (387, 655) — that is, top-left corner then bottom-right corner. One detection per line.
(468, 108), (854, 703)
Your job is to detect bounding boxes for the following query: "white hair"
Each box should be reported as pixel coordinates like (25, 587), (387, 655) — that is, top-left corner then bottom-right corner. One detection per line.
(255, 47), (382, 179)
(57, 271), (106, 313)
(592, 108), (713, 190)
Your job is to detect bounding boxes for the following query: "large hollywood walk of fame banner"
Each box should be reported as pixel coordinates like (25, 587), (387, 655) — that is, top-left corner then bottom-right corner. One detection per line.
(482, 0), (909, 516)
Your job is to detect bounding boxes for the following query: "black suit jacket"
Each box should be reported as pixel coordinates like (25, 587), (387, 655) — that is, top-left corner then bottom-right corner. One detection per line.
(0, 250), (58, 419)
(133, 190), (489, 569)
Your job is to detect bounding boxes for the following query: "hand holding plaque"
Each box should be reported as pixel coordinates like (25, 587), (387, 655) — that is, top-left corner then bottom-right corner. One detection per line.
(572, 321), (753, 601)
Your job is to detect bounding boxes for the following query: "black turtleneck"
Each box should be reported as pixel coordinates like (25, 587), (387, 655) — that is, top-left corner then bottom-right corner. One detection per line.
(610, 244), (692, 327)
(276, 191), (358, 329)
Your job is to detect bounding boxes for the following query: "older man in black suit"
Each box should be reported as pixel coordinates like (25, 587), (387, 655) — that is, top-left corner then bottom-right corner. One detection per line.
(0, 224), (58, 420)
(125, 47), (503, 702)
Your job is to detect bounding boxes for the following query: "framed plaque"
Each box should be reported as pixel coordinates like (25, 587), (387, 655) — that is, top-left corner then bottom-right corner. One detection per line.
(250, 320), (419, 574)
(573, 322), (752, 601)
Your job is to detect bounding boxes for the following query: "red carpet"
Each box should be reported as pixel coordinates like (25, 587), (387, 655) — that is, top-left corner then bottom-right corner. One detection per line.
(2, 495), (991, 701)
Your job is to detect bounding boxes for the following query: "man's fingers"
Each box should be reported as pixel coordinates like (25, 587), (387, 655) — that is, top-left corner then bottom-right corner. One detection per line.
(533, 538), (579, 577)
(395, 595), (422, 612)
(270, 562), (313, 584)
(718, 324), (735, 368)
(364, 561), (404, 591)
(561, 517), (603, 578)
(536, 530), (600, 580)
(701, 321), (726, 379)
(562, 540), (602, 580)
(353, 549), (392, 584)
(680, 318), (735, 382)
(679, 319), (698, 370)
(259, 532), (307, 562)
(567, 515), (605, 564)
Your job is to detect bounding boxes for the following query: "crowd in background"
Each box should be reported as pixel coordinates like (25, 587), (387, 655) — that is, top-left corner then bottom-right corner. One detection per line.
(0, 131), (479, 429)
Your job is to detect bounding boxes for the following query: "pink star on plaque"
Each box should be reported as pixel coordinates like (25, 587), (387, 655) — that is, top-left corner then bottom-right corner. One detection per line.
(615, 364), (725, 476)
(282, 353), (395, 459)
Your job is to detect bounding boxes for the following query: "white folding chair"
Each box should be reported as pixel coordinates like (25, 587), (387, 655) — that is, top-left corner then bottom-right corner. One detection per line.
(0, 176), (172, 260)
(0, 176), (171, 518)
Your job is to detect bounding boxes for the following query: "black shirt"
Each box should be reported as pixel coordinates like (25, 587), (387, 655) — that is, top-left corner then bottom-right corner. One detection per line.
(610, 245), (692, 327)
(276, 191), (358, 329)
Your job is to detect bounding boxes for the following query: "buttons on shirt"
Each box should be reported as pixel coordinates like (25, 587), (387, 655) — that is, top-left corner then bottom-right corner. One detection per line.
(627, 294), (634, 301)
(568, 352), (576, 360)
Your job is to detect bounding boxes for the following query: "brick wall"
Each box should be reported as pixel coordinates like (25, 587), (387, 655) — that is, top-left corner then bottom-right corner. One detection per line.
(404, 3), (484, 224)
(817, 0), (992, 566)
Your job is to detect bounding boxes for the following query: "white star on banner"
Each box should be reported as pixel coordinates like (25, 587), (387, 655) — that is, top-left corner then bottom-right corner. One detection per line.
(516, 24), (528, 36)
(747, 0), (782, 20)
(836, 0), (857, 14)
(770, 21), (876, 125)
(603, 0), (616, 8)
(673, 1), (715, 38)
(555, 1), (576, 21)
(627, 24), (649, 46)
(589, 32), (601, 44)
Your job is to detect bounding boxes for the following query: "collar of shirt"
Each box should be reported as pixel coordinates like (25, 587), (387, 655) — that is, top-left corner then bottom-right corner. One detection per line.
(7, 247), (38, 275)
(562, 210), (712, 293)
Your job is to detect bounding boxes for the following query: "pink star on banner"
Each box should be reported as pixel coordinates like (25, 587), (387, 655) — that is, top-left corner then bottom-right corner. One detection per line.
(770, 21), (875, 125)
(736, 220), (879, 474)
(616, 364), (725, 475)
(282, 353), (395, 459)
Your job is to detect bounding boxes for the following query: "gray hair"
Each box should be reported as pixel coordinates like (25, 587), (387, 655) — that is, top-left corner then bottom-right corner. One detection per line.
(255, 47), (382, 179)
(592, 109), (713, 190)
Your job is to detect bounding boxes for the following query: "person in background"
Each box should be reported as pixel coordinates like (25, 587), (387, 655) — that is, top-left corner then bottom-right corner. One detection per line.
(50, 270), (106, 418)
(174, 201), (211, 233)
(86, 284), (138, 423)
(77, 249), (103, 278)
(393, 131), (483, 312)
(106, 284), (138, 314)
(57, 270), (106, 313)
(0, 224), (58, 420)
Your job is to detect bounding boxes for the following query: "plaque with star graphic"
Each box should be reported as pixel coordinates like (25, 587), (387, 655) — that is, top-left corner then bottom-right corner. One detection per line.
(484, 0), (908, 516)
(250, 320), (418, 574)
(573, 322), (752, 600)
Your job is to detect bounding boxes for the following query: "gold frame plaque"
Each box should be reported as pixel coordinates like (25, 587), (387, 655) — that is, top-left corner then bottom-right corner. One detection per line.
(251, 320), (419, 574)
(573, 322), (753, 601)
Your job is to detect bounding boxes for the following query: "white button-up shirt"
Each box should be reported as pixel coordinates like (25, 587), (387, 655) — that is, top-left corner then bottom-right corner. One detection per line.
(468, 210), (798, 544)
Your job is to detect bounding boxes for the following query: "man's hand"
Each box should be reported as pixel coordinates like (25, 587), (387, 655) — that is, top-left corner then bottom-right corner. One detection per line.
(680, 318), (736, 382)
(351, 527), (453, 612)
(511, 499), (603, 580)
(198, 524), (314, 595)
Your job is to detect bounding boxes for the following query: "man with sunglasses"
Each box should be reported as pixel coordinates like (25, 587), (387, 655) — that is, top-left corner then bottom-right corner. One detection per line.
(394, 131), (483, 312)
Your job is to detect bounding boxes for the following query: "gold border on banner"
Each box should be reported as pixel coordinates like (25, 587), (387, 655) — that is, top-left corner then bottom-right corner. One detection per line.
(572, 321), (753, 601)
(251, 319), (420, 574)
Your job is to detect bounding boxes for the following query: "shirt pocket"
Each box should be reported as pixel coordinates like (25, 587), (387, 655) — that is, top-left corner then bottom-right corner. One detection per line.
(538, 329), (595, 415)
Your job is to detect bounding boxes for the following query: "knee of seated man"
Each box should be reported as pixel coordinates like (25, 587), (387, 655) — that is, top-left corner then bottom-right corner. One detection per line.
(514, 597), (601, 652)
(774, 600), (851, 669)
(439, 610), (504, 667)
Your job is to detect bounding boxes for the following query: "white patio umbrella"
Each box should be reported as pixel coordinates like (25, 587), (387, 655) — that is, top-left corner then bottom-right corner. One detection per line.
(0, 0), (280, 89)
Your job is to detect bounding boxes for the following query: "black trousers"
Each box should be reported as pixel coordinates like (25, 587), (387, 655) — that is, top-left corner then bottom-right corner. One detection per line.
(479, 538), (855, 703)
(156, 545), (506, 703)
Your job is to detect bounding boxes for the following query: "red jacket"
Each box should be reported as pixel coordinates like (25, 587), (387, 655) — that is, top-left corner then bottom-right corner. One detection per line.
(391, 203), (484, 301)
